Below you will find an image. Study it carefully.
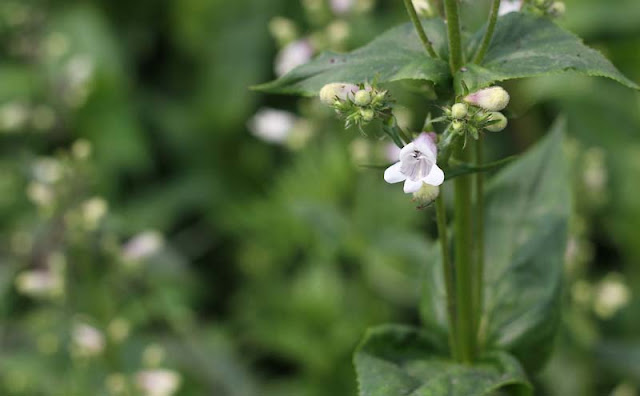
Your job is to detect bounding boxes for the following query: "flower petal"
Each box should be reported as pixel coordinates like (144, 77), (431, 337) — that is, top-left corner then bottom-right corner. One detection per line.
(403, 178), (423, 193)
(413, 132), (437, 159)
(384, 162), (406, 184)
(423, 163), (445, 186)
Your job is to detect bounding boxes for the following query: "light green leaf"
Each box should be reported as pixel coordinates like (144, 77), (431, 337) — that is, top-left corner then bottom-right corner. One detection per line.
(253, 20), (450, 96)
(459, 13), (639, 90)
(420, 120), (570, 373)
(354, 324), (532, 396)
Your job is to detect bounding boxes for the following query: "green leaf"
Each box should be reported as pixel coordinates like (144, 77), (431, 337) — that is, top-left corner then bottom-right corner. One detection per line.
(354, 324), (532, 396)
(480, 119), (570, 372)
(420, 120), (570, 373)
(459, 13), (639, 90)
(253, 20), (450, 96)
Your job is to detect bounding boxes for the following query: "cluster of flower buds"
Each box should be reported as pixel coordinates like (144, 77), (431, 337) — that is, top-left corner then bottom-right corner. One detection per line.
(439, 86), (510, 140)
(319, 82), (392, 128)
(528, 0), (566, 17)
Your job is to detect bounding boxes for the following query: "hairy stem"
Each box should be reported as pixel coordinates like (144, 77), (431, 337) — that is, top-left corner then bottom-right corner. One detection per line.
(473, 0), (501, 63)
(403, 0), (438, 58)
(473, 137), (485, 349)
(453, 142), (475, 363)
(435, 193), (458, 360)
(443, 0), (464, 73)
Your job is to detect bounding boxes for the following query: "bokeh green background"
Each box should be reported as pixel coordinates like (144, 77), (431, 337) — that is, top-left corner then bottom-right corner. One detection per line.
(0, 0), (639, 395)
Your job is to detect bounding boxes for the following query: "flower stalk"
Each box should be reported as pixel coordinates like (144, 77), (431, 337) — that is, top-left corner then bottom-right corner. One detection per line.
(473, 137), (485, 348)
(473, 0), (502, 64)
(443, 0), (464, 73)
(403, 0), (439, 58)
(435, 193), (458, 360)
(453, 141), (476, 363)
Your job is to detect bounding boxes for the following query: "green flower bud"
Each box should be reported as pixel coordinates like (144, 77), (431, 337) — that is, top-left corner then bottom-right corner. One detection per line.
(354, 90), (372, 106)
(451, 119), (464, 133)
(451, 103), (468, 119)
(412, 184), (440, 208)
(360, 108), (375, 122)
(319, 83), (359, 105)
(464, 86), (510, 111)
(485, 112), (508, 132)
(548, 2), (566, 16)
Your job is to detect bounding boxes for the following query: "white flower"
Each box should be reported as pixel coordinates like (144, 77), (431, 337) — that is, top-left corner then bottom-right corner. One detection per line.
(122, 231), (164, 261)
(72, 323), (105, 357)
(15, 269), (64, 298)
(498, 0), (520, 16)
(464, 86), (510, 111)
(330, 0), (354, 15)
(136, 369), (181, 396)
(384, 132), (444, 193)
(247, 108), (297, 144)
(412, 0), (432, 17)
(274, 39), (313, 77)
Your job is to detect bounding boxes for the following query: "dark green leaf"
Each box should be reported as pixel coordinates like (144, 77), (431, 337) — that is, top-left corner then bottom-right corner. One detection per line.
(481, 120), (570, 371)
(459, 13), (639, 90)
(354, 324), (532, 396)
(253, 20), (450, 96)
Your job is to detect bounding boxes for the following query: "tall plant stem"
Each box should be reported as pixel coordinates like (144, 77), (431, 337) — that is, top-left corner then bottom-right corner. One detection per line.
(453, 142), (475, 363)
(473, 137), (485, 348)
(443, 0), (464, 74)
(403, 0), (438, 58)
(435, 193), (458, 360)
(473, 0), (501, 63)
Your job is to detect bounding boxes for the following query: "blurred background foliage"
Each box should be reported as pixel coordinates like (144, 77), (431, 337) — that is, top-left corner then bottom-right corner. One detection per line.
(0, 0), (638, 395)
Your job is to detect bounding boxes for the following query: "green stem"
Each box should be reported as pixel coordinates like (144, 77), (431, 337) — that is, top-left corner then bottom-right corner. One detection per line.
(473, 0), (501, 63)
(435, 193), (458, 360)
(443, 0), (464, 74)
(403, 0), (439, 58)
(473, 137), (485, 349)
(453, 142), (475, 363)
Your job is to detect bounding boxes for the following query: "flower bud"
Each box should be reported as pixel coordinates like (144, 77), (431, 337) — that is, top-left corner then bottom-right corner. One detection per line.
(319, 83), (359, 105)
(354, 90), (372, 106)
(485, 112), (508, 132)
(548, 2), (565, 16)
(360, 108), (375, 122)
(451, 119), (464, 133)
(413, 184), (440, 208)
(451, 103), (468, 119)
(464, 86), (510, 111)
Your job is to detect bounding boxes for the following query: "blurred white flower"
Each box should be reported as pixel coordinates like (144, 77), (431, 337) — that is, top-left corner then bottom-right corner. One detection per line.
(385, 143), (402, 163)
(72, 139), (93, 160)
(330, 0), (354, 15)
(26, 182), (54, 207)
(412, 0), (432, 17)
(274, 39), (313, 77)
(384, 132), (444, 193)
(15, 269), (64, 298)
(248, 108), (298, 144)
(136, 369), (181, 396)
(82, 197), (108, 229)
(0, 102), (29, 132)
(499, 0), (520, 16)
(72, 323), (105, 357)
(122, 231), (164, 261)
(33, 158), (63, 184)
(594, 274), (631, 319)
